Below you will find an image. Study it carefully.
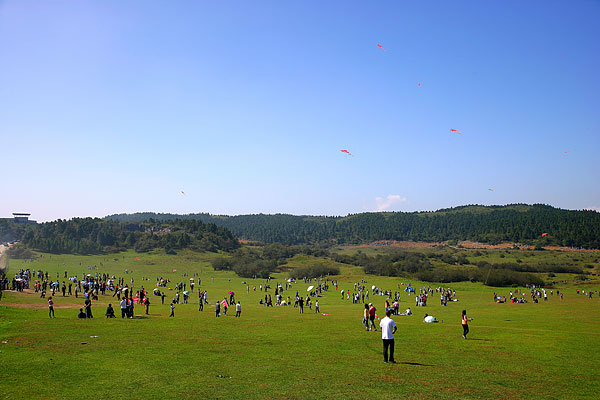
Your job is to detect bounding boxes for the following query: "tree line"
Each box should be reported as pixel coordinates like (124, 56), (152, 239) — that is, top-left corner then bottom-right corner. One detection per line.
(17, 218), (239, 255)
(106, 204), (600, 248)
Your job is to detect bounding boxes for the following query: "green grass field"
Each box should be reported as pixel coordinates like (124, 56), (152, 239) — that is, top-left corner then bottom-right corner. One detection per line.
(1, 249), (600, 399)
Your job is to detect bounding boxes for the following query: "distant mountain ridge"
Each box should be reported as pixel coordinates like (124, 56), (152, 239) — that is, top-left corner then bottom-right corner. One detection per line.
(105, 204), (600, 248)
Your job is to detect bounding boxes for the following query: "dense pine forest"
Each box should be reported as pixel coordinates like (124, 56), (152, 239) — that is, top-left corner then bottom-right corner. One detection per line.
(105, 204), (600, 249)
(3, 218), (239, 255)
(0, 219), (27, 243)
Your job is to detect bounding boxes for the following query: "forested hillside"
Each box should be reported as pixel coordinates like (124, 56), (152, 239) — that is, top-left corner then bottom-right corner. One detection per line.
(17, 218), (239, 254)
(0, 219), (27, 243)
(105, 204), (600, 248)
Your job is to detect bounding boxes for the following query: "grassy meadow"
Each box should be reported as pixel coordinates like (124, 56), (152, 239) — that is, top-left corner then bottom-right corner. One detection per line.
(1, 248), (600, 399)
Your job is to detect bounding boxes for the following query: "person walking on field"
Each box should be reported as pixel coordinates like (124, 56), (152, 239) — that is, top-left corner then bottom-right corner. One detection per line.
(235, 301), (241, 317)
(462, 309), (473, 339)
(380, 310), (397, 363)
(363, 304), (370, 331)
(368, 303), (377, 331)
(48, 297), (55, 318)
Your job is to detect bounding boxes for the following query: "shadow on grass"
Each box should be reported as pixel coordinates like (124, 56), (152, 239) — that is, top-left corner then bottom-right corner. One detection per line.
(399, 362), (434, 366)
(466, 338), (490, 341)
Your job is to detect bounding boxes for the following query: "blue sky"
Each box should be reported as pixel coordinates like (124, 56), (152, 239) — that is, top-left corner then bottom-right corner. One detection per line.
(1, 0), (599, 222)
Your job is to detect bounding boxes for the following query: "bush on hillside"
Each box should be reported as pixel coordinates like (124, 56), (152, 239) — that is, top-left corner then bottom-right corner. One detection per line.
(289, 264), (339, 279)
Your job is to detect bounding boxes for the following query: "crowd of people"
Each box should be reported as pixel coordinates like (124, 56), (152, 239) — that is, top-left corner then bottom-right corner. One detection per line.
(3, 262), (599, 367)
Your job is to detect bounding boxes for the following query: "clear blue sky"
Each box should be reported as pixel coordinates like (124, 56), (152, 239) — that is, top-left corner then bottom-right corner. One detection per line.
(1, 0), (599, 222)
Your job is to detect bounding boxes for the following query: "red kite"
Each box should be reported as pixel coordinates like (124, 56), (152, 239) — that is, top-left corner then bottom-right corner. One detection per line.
(181, 191), (186, 195)
(340, 149), (354, 157)
(488, 188), (494, 192)
(377, 44), (386, 52)
(542, 233), (549, 237)
(418, 83), (422, 86)
(450, 129), (462, 135)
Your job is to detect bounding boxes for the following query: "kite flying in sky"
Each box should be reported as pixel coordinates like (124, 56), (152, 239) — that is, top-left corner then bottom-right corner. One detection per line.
(488, 188), (495, 192)
(450, 129), (462, 135)
(181, 191), (186, 195)
(377, 44), (386, 52)
(340, 149), (354, 157)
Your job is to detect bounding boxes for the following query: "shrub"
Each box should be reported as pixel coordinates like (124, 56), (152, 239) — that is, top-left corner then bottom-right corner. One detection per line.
(289, 264), (339, 279)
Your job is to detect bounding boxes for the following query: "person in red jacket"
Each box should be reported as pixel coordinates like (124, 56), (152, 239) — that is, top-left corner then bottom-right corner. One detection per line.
(369, 303), (377, 331)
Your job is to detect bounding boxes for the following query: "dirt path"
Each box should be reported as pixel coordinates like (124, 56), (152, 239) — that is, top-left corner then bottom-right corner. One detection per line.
(0, 301), (80, 309)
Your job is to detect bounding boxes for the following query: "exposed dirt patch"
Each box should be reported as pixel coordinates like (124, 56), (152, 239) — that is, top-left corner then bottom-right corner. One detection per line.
(337, 240), (600, 252)
(0, 302), (80, 309)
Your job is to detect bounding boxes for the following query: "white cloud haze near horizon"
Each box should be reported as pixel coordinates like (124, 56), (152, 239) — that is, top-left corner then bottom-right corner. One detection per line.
(374, 195), (408, 212)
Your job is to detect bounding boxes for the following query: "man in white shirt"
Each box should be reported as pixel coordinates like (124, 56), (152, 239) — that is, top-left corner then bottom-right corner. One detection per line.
(379, 309), (397, 363)
(120, 298), (128, 319)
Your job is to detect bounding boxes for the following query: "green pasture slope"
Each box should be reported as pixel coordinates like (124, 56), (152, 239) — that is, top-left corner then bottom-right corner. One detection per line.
(1, 249), (599, 399)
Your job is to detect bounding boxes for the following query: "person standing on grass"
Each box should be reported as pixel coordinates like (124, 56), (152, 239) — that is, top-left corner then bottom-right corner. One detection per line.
(128, 294), (134, 319)
(298, 296), (304, 314)
(48, 297), (55, 318)
(84, 298), (93, 318)
(235, 301), (241, 317)
(380, 310), (397, 363)
(144, 296), (150, 315)
(170, 302), (175, 317)
(120, 297), (127, 318)
(215, 300), (221, 317)
(462, 309), (473, 339)
(315, 299), (320, 313)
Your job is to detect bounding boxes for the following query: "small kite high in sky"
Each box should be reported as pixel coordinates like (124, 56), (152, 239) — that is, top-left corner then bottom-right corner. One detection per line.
(181, 191), (186, 195)
(450, 129), (462, 135)
(340, 149), (354, 157)
(377, 44), (386, 52)
(488, 188), (495, 192)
